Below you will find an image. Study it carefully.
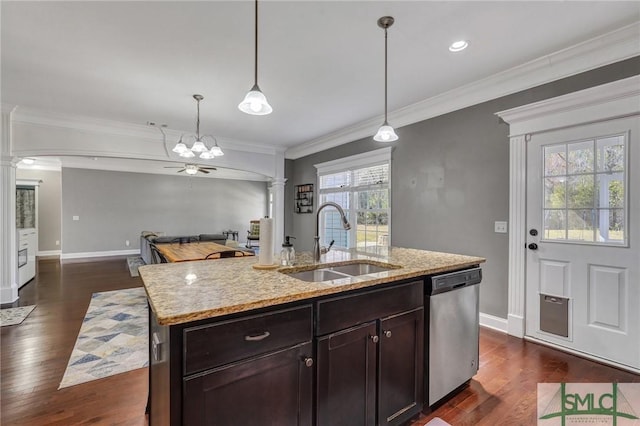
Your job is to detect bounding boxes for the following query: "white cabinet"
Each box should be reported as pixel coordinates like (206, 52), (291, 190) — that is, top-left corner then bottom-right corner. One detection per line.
(18, 228), (37, 287)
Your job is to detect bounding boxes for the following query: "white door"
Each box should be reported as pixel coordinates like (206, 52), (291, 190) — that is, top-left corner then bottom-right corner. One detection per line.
(525, 115), (640, 370)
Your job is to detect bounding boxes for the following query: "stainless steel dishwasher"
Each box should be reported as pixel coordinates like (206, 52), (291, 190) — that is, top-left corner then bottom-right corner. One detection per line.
(426, 267), (482, 406)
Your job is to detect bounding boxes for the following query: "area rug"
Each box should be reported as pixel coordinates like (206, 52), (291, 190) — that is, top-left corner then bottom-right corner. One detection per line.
(424, 418), (452, 426)
(126, 256), (145, 277)
(59, 287), (148, 389)
(0, 305), (36, 326)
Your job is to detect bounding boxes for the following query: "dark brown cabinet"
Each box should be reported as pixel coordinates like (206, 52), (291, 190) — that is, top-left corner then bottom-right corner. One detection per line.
(317, 322), (378, 426)
(315, 281), (424, 426)
(149, 305), (313, 426)
(149, 280), (425, 426)
(184, 342), (313, 426)
(378, 308), (424, 426)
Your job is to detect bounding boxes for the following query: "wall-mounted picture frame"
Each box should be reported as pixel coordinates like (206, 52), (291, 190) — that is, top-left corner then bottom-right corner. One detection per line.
(295, 184), (314, 213)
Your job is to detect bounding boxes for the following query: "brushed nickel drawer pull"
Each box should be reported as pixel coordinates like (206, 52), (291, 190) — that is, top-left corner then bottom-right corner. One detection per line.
(245, 331), (270, 341)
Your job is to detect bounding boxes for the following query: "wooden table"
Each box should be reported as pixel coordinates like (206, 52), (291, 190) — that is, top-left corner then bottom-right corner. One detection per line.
(156, 242), (254, 263)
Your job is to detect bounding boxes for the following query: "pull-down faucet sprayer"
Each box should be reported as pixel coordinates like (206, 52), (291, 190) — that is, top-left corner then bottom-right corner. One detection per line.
(314, 202), (351, 262)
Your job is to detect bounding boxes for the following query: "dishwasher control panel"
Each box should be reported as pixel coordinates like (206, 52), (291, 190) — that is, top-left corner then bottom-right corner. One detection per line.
(428, 267), (482, 295)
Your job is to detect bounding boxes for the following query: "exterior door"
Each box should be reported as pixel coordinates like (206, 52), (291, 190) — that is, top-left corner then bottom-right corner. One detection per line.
(525, 116), (639, 370)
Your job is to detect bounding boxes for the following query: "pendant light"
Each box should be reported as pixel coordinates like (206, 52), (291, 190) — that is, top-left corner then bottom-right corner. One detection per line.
(238, 0), (272, 115)
(172, 94), (224, 159)
(373, 16), (398, 142)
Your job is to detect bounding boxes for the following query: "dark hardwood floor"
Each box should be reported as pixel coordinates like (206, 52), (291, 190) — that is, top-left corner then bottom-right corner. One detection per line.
(1, 258), (638, 425)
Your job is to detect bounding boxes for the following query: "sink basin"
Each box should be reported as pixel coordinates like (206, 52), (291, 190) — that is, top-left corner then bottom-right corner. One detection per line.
(287, 269), (348, 282)
(328, 263), (392, 276)
(282, 262), (397, 282)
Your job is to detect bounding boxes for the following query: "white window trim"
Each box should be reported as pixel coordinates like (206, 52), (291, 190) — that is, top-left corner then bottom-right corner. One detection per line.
(314, 147), (392, 175)
(315, 147), (392, 249)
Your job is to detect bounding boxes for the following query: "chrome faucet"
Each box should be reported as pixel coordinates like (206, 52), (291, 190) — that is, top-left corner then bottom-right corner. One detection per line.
(314, 202), (351, 262)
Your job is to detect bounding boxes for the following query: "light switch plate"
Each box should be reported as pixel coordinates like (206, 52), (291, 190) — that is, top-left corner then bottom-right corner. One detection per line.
(495, 221), (508, 233)
(72, 215), (80, 221)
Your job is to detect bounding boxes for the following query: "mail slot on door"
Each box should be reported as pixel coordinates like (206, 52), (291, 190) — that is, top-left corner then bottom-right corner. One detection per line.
(540, 294), (569, 337)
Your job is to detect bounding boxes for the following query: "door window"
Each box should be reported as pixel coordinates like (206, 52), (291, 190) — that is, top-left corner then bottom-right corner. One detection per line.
(542, 134), (627, 245)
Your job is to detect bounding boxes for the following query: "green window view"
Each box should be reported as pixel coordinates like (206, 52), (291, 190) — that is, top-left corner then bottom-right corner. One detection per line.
(543, 134), (626, 244)
(319, 163), (390, 249)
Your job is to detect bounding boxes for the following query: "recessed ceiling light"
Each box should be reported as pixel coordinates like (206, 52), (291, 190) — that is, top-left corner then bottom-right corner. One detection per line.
(21, 158), (35, 165)
(449, 40), (468, 52)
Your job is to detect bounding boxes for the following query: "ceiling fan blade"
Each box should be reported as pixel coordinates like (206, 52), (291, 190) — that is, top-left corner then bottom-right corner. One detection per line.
(163, 166), (183, 168)
(201, 167), (217, 171)
(200, 169), (210, 174)
(176, 168), (186, 173)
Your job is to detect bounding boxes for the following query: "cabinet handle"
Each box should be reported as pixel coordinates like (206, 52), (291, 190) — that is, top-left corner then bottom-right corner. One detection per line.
(370, 335), (379, 343)
(303, 357), (314, 367)
(244, 331), (270, 341)
(384, 330), (392, 338)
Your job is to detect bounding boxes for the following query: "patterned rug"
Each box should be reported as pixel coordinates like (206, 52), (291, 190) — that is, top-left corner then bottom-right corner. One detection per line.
(126, 256), (146, 277)
(424, 418), (452, 426)
(0, 305), (36, 326)
(59, 287), (148, 389)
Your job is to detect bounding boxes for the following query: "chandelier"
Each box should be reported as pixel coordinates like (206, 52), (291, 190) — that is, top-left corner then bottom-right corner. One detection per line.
(172, 94), (224, 159)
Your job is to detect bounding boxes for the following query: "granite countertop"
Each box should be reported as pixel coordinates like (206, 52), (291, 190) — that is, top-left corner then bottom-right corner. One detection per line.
(139, 246), (486, 326)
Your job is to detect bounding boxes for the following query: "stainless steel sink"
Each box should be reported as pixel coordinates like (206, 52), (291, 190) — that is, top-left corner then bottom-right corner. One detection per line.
(328, 263), (392, 276)
(286, 269), (348, 282)
(282, 262), (397, 282)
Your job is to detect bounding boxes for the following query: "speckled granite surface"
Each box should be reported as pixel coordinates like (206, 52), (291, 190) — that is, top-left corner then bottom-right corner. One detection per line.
(139, 246), (485, 326)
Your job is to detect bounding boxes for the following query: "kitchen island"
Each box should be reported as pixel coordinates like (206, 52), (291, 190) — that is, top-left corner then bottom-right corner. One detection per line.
(140, 246), (485, 426)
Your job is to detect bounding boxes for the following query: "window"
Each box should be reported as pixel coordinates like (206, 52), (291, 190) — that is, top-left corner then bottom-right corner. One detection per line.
(315, 148), (391, 249)
(542, 133), (627, 245)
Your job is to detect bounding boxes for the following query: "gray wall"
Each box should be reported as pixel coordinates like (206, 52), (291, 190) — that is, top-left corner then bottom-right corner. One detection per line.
(61, 168), (268, 253)
(288, 57), (640, 319)
(16, 168), (62, 253)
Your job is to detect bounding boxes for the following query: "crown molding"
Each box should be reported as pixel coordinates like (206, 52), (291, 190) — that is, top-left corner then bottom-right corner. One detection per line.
(285, 22), (640, 160)
(11, 107), (281, 156)
(496, 74), (640, 136)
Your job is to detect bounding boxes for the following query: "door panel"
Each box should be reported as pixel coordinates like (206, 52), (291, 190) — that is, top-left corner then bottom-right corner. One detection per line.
(316, 322), (377, 426)
(525, 116), (639, 369)
(378, 308), (424, 426)
(183, 342), (313, 426)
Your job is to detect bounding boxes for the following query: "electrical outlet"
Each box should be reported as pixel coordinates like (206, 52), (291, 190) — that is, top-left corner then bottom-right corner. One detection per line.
(55, 240), (60, 246)
(125, 240), (130, 247)
(494, 221), (508, 233)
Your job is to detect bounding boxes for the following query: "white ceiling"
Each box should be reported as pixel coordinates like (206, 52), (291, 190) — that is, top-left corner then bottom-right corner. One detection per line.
(2, 1), (640, 154)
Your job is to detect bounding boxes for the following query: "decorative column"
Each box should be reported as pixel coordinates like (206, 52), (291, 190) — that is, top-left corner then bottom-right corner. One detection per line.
(1, 107), (18, 304)
(507, 134), (527, 337)
(271, 177), (287, 254)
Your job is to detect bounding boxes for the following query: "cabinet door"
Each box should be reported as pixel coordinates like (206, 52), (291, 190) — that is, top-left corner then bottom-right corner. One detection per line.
(378, 308), (424, 426)
(317, 321), (377, 426)
(183, 342), (313, 426)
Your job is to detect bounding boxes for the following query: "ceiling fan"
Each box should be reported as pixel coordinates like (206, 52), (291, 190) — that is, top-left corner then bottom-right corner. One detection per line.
(164, 164), (217, 175)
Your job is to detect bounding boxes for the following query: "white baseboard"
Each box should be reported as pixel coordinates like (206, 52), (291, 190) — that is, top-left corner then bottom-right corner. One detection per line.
(507, 314), (525, 338)
(524, 336), (640, 375)
(0, 284), (19, 305)
(61, 249), (139, 260)
(38, 250), (61, 257)
(479, 312), (508, 333)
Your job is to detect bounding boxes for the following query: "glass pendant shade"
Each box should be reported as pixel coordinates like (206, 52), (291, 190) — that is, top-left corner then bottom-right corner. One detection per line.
(238, 85), (272, 115)
(172, 141), (188, 154)
(199, 150), (214, 159)
(373, 123), (399, 142)
(190, 140), (207, 153)
(210, 145), (224, 156)
(180, 149), (195, 158)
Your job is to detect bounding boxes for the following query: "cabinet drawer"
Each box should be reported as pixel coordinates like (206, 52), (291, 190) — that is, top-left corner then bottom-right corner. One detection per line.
(184, 304), (312, 375)
(316, 281), (423, 336)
